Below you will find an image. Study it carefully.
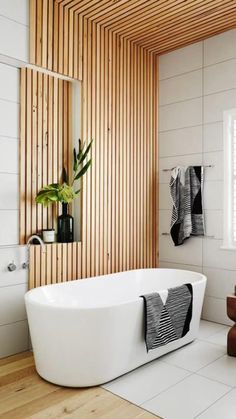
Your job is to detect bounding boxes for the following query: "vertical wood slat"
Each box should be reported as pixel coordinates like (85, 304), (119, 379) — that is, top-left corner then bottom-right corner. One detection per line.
(20, 69), (72, 243)
(28, 243), (82, 289)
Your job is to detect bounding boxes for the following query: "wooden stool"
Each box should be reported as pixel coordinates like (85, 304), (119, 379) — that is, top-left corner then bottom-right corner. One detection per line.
(227, 295), (236, 357)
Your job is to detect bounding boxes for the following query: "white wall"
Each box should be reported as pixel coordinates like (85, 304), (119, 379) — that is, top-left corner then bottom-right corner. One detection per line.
(159, 29), (236, 326)
(0, 0), (29, 357)
(0, 0), (29, 63)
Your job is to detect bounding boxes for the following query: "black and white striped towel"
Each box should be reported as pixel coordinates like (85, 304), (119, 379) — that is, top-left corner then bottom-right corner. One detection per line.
(141, 284), (193, 352)
(170, 166), (204, 246)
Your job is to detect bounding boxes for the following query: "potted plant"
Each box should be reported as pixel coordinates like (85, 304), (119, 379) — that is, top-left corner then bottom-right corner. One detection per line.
(35, 139), (92, 243)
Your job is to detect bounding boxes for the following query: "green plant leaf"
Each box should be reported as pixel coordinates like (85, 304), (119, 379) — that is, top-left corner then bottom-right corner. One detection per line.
(62, 167), (68, 183)
(35, 189), (59, 207)
(73, 148), (78, 172)
(74, 159), (92, 181)
(76, 138), (84, 161)
(78, 139), (93, 164)
(58, 183), (76, 203)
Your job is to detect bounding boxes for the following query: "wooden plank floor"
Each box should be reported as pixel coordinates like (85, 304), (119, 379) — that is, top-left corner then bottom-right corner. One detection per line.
(0, 351), (160, 419)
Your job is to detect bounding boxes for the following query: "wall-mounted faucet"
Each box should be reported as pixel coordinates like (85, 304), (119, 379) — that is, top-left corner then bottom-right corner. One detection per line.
(8, 262), (17, 272)
(22, 235), (46, 269)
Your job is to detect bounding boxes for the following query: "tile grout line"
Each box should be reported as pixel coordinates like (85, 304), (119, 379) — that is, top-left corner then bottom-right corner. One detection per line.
(159, 120), (223, 134)
(159, 87), (236, 109)
(0, 318), (27, 328)
(0, 97), (20, 105)
(196, 369), (233, 389)
(0, 281), (27, 289)
(0, 13), (29, 28)
(140, 371), (195, 407)
(159, 54), (236, 82)
(159, 259), (236, 275)
(194, 387), (233, 418)
(160, 150), (223, 159)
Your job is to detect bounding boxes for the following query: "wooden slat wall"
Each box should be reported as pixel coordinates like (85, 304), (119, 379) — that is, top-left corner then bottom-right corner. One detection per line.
(25, 1), (159, 287)
(80, 29), (158, 278)
(20, 68), (72, 244)
(29, 242), (82, 289)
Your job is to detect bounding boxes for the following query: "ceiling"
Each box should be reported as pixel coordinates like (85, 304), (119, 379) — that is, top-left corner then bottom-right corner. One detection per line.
(56, 0), (236, 55)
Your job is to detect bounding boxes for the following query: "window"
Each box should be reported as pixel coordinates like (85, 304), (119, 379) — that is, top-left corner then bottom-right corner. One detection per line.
(223, 108), (236, 249)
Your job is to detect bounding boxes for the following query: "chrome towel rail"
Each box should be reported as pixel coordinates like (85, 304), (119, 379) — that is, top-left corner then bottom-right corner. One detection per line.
(161, 232), (215, 239)
(162, 164), (214, 172)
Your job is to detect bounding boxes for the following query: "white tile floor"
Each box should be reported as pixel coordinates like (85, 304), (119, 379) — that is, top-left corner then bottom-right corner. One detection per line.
(102, 320), (236, 419)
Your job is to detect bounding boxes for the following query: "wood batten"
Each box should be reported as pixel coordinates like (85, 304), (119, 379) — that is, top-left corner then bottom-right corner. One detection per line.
(29, 242), (82, 289)
(30, 0), (82, 80)
(53, 0), (236, 56)
(20, 68), (72, 244)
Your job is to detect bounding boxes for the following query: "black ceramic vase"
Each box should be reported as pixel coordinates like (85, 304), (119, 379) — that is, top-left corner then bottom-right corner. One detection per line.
(57, 203), (74, 243)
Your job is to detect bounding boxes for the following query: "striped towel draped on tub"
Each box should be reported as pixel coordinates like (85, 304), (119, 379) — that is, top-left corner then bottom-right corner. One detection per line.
(141, 284), (193, 352)
(170, 166), (204, 246)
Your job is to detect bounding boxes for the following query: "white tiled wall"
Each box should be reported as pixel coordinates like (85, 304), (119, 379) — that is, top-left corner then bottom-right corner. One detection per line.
(159, 28), (236, 326)
(0, 0), (29, 358)
(0, 1), (29, 63)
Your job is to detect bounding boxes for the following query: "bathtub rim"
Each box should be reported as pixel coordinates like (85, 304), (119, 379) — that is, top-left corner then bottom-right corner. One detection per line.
(25, 268), (207, 310)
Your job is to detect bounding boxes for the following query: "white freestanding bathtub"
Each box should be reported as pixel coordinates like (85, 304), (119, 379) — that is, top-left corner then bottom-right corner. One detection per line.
(25, 268), (206, 387)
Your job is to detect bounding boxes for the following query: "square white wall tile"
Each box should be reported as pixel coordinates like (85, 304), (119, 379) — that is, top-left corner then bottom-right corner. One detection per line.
(159, 210), (171, 234)
(0, 16), (28, 62)
(203, 239), (236, 271)
(203, 122), (223, 152)
(203, 181), (223, 210)
(0, 246), (27, 287)
(159, 41), (203, 80)
(0, 0), (29, 26)
(204, 29), (236, 66)
(203, 152), (223, 181)
(159, 183), (172, 210)
(0, 99), (19, 138)
(159, 70), (202, 106)
(204, 210), (223, 240)
(0, 64), (19, 103)
(0, 210), (19, 245)
(159, 261), (202, 273)
(0, 137), (18, 174)
(159, 236), (202, 266)
(203, 267), (236, 299)
(159, 125), (203, 158)
(0, 283), (27, 326)
(0, 173), (19, 209)
(204, 59), (236, 95)
(159, 154), (202, 183)
(202, 296), (232, 326)
(0, 320), (28, 358)
(159, 97), (202, 132)
(204, 89), (236, 124)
